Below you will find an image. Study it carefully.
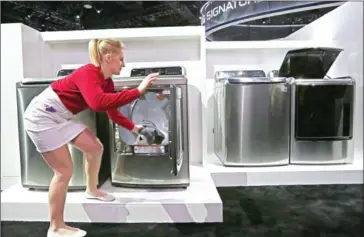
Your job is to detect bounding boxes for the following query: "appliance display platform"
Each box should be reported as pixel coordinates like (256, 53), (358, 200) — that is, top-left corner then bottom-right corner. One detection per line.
(204, 153), (363, 187)
(1, 166), (222, 223)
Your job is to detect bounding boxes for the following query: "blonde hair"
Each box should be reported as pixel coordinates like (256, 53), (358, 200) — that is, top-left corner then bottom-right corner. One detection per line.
(88, 38), (124, 66)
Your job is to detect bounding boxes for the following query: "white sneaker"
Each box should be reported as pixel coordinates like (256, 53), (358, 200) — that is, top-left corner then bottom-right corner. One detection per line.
(47, 228), (87, 237)
(85, 192), (116, 202)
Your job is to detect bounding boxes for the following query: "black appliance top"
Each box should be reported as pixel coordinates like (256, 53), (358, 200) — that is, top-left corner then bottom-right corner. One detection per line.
(57, 69), (75, 77)
(130, 66), (184, 77)
(278, 47), (343, 79)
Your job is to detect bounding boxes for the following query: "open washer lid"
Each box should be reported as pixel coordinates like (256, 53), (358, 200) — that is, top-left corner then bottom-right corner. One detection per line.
(278, 47), (343, 79)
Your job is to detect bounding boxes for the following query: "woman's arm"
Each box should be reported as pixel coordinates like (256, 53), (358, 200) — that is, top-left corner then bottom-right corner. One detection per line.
(103, 78), (139, 131)
(106, 109), (135, 131)
(75, 68), (141, 111)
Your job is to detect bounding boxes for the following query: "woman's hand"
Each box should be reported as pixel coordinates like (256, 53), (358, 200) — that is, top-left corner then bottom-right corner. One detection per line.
(137, 72), (159, 94)
(132, 124), (144, 134)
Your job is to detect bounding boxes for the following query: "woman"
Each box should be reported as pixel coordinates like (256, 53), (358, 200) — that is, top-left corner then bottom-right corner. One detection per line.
(23, 38), (159, 237)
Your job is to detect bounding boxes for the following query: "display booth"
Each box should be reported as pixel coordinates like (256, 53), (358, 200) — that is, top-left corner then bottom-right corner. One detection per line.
(1, 1), (363, 224)
(201, 1), (363, 186)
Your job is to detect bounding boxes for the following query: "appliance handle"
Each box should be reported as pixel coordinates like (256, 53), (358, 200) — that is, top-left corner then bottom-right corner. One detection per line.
(169, 85), (179, 176)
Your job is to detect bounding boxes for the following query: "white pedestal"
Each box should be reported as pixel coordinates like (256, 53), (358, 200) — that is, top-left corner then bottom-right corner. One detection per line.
(205, 154), (363, 187)
(1, 166), (222, 223)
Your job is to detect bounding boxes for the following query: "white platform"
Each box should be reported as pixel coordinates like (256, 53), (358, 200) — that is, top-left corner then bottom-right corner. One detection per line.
(205, 154), (364, 187)
(1, 166), (222, 223)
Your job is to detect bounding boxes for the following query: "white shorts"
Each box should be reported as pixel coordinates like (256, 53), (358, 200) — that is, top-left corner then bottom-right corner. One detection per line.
(23, 87), (87, 153)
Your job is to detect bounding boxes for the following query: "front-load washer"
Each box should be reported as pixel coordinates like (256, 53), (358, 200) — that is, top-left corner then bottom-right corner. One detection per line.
(110, 66), (190, 188)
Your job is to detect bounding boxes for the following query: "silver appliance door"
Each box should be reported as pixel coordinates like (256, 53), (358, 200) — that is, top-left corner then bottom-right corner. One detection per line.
(169, 85), (183, 176)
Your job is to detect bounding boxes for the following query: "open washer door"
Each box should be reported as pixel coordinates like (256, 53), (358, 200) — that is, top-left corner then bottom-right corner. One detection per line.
(169, 84), (184, 176)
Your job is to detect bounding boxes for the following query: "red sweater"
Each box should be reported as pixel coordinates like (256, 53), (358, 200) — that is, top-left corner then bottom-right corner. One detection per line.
(51, 64), (140, 131)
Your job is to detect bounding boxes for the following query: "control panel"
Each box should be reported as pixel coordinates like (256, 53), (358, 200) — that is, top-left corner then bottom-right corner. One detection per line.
(244, 70), (266, 77)
(217, 70), (266, 79)
(130, 66), (184, 77)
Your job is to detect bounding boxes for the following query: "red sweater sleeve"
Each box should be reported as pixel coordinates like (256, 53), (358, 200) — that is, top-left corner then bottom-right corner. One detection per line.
(107, 109), (135, 131)
(104, 79), (136, 131)
(74, 68), (141, 111)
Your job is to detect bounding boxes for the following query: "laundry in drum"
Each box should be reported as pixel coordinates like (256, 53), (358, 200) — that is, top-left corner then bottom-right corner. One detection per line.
(137, 120), (165, 145)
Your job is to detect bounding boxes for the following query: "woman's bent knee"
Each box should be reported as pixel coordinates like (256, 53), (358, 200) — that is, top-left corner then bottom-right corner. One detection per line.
(54, 167), (73, 181)
(87, 138), (103, 157)
(71, 128), (104, 157)
(41, 144), (74, 180)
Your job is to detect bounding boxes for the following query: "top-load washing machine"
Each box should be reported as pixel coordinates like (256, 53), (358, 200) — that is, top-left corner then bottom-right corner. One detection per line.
(278, 47), (356, 164)
(213, 69), (291, 166)
(109, 66), (190, 188)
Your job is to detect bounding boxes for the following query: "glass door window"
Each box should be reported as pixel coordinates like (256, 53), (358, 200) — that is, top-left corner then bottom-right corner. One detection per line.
(295, 84), (354, 141)
(115, 90), (170, 154)
(114, 86), (184, 176)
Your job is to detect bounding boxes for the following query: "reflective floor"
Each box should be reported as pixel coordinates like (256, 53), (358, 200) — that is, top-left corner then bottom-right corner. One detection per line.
(2, 184), (363, 237)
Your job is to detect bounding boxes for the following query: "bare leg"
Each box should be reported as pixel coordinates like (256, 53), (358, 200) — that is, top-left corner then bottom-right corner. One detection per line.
(71, 128), (111, 198)
(42, 144), (85, 236)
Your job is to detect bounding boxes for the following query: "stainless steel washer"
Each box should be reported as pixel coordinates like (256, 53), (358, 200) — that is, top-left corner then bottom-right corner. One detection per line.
(110, 66), (190, 188)
(213, 70), (291, 166)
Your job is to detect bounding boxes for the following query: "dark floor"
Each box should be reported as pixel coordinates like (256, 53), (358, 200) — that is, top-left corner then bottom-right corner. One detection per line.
(2, 185), (363, 237)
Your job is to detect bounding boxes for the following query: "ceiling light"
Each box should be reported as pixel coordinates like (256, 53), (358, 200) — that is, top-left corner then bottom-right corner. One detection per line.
(83, 4), (92, 9)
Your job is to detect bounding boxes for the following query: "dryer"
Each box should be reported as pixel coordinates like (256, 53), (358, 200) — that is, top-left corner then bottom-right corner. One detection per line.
(279, 47), (356, 164)
(110, 66), (190, 188)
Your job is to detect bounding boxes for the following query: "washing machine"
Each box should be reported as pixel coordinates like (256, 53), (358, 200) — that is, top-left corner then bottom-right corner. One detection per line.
(213, 69), (291, 166)
(110, 66), (190, 188)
